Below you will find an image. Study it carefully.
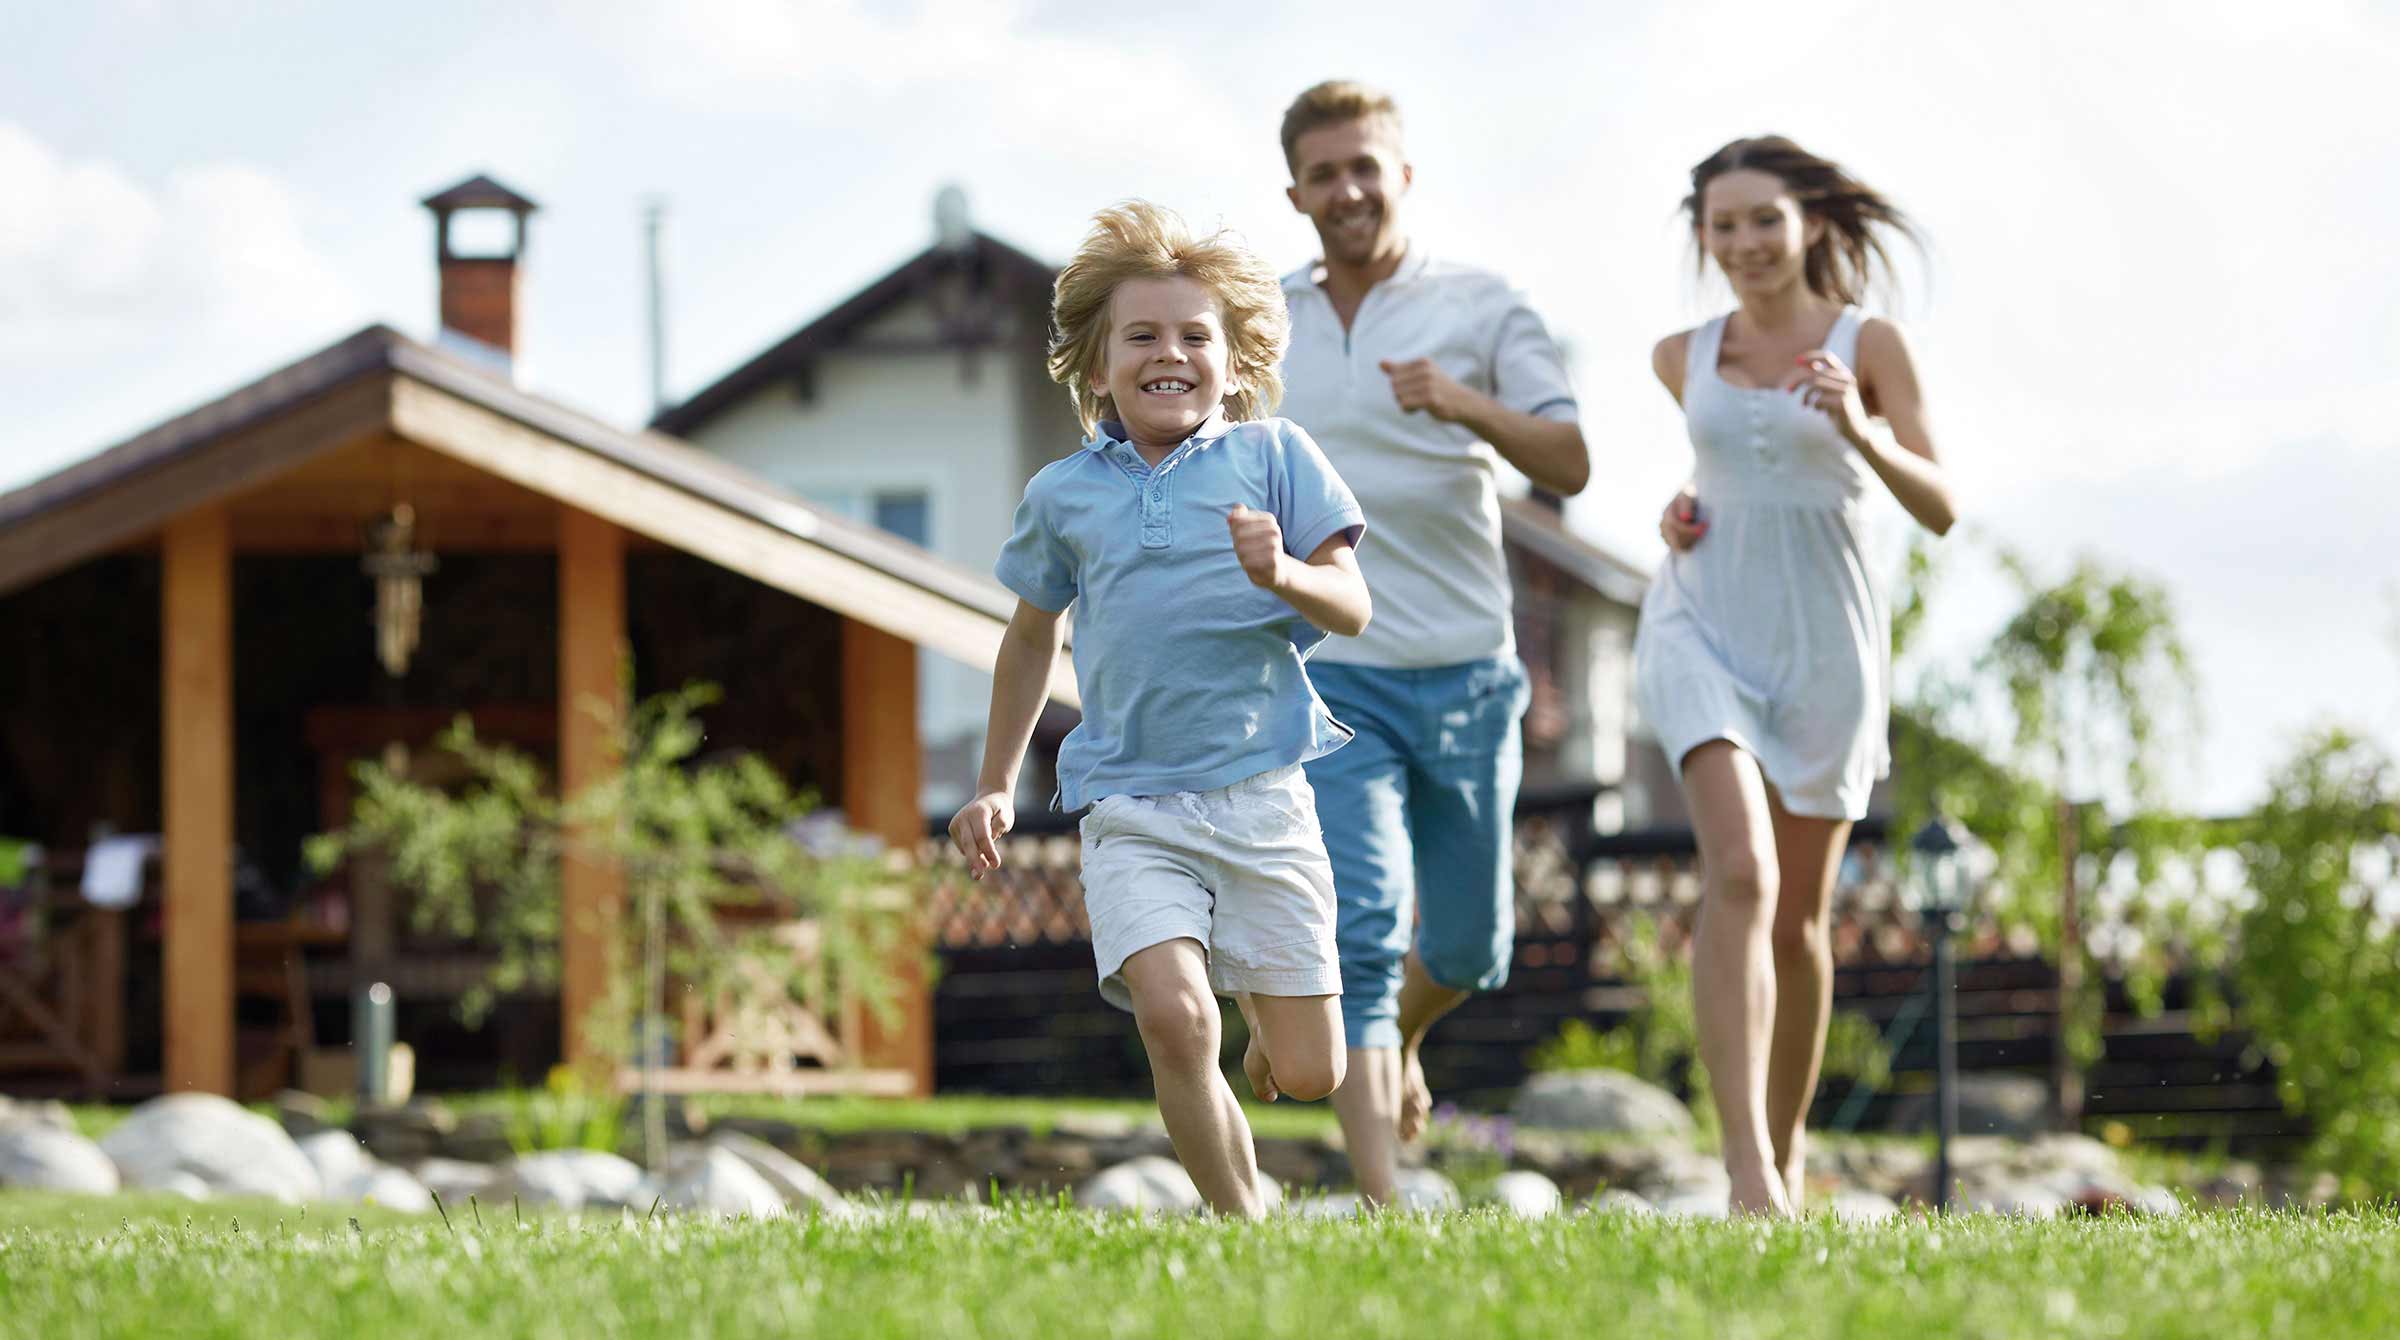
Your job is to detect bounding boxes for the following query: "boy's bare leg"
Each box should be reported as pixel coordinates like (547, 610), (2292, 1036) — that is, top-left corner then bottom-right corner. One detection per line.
(1122, 939), (1263, 1217)
(1240, 992), (1345, 1103)
(1330, 1047), (1402, 1206)
(1393, 952), (1469, 1141)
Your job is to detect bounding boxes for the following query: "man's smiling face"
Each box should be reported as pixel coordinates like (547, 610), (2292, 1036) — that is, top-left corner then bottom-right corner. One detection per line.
(1287, 115), (1411, 268)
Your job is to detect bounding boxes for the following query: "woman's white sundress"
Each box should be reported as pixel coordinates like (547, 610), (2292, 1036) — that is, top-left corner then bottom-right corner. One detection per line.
(1633, 307), (1890, 821)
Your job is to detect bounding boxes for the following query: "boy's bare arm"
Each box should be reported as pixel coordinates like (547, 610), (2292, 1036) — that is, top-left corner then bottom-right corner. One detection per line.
(949, 599), (1066, 876)
(1227, 507), (1372, 638)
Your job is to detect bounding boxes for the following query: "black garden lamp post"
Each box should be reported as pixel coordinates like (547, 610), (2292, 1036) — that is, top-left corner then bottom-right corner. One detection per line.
(1907, 814), (1982, 1210)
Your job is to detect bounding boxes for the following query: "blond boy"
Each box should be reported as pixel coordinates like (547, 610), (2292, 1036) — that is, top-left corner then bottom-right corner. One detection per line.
(949, 202), (1371, 1216)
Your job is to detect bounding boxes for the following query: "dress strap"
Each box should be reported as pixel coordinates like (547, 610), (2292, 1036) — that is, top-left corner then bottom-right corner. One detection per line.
(1828, 306), (1866, 366)
(1682, 316), (1728, 399)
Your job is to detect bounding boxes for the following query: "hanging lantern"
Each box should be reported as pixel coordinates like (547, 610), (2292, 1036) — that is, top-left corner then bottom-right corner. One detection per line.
(362, 504), (438, 676)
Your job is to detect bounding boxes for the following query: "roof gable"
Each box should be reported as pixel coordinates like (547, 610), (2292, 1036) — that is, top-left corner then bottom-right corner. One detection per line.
(651, 231), (1053, 434)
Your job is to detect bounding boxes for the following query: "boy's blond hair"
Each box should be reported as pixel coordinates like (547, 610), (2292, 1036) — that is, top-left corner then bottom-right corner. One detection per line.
(1047, 201), (1288, 436)
(1279, 79), (1403, 175)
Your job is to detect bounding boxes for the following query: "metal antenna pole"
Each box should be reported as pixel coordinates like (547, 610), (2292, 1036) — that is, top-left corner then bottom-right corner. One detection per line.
(643, 197), (669, 421)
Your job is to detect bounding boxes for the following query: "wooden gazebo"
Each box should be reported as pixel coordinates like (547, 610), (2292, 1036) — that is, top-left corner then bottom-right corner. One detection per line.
(0, 320), (1073, 1098)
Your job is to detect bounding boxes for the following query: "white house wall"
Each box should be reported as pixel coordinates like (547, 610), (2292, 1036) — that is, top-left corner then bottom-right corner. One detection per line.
(676, 318), (1021, 816)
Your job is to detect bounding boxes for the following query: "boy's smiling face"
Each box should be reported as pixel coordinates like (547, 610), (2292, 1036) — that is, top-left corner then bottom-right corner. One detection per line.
(1094, 275), (1234, 451)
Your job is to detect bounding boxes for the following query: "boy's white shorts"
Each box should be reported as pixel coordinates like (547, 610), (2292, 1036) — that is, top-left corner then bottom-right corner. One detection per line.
(1077, 764), (1342, 1011)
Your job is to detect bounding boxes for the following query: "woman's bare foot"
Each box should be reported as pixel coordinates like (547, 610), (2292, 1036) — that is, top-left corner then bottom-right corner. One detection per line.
(1243, 1034), (1279, 1102)
(1396, 1046), (1432, 1141)
(1728, 1162), (1797, 1218)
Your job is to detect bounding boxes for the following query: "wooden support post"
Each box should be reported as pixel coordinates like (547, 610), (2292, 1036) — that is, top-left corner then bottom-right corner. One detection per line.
(162, 506), (234, 1095)
(841, 618), (933, 1096)
(558, 506), (627, 1075)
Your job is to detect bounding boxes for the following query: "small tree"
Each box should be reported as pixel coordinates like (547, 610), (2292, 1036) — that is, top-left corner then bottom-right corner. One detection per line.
(1892, 540), (2205, 1124)
(2234, 730), (2400, 1199)
(306, 682), (915, 1161)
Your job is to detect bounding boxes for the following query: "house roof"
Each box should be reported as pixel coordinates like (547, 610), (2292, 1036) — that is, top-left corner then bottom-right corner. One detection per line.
(420, 174), (540, 214)
(651, 230), (1055, 434)
(0, 324), (1077, 705)
(1500, 496), (1652, 606)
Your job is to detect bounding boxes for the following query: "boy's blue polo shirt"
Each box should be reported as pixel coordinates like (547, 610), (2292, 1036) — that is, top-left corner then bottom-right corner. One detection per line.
(996, 415), (1366, 812)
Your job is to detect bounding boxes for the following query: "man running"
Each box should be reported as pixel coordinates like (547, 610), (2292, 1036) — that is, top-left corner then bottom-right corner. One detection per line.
(1274, 80), (1591, 1206)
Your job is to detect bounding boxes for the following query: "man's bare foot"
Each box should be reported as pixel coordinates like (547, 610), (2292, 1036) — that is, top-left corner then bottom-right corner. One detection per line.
(1242, 1034), (1279, 1102)
(1396, 1046), (1432, 1141)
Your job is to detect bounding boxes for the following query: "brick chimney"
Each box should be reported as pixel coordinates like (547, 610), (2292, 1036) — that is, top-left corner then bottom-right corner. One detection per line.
(420, 173), (539, 373)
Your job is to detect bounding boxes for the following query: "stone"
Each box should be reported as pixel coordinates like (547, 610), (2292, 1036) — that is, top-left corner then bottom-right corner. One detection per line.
(155, 1172), (213, 1201)
(1251, 1137), (1325, 1190)
(1826, 1189), (1902, 1223)
(708, 1131), (853, 1218)
(1049, 1111), (1138, 1142)
(489, 1149), (647, 1212)
(1960, 1179), (2070, 1218)
(98, 1094), (322, 1203)
(1485, 1170), (1562, 1218)
(648, 1144), (788, 1219)
(1886, 1074), (2052, 1139)
(343, 1165), (436, 1214)
(351, 1102), (455, 1164)
(2020, 1133), (2125, 1181)
(1391, 1167), (1461, 1213)
(1077, 1156), (1203, 1214)
(297, 1131), (376, 1198)
(436, 1113), (516, 1164)
(1579, 1189), (1658, 1217)
(273, 1090), (338, 1139)
(1016, 1139), (1100, 1186)
(0, 1097), (77, 1134)
(0, 1125), (120, 1193)
(1509, 1070), (1696, 1138)
(1628, 1148), (1731, 1201)
(1295, 1191), (1365, 1219)
(411, 1158), (500, 1206)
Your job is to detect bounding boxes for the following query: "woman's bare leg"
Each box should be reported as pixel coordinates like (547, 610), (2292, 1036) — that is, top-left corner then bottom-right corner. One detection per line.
(1764, 800), (1852, 1210)
(1681, 740), (1792, 1217)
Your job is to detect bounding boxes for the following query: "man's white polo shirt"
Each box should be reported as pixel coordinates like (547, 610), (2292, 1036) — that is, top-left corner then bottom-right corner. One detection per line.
(1277, 245), (1580, 669)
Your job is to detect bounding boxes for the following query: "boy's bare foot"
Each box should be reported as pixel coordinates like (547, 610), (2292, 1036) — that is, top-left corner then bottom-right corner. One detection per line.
(1783, 1158), (1806, 1211)
(1243, 1034), (1280, 1102)
(1396, 1046), (1431, 1141)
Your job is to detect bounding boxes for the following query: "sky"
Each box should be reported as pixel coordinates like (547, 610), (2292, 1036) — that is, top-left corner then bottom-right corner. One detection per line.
(3, 0), (2395, 814)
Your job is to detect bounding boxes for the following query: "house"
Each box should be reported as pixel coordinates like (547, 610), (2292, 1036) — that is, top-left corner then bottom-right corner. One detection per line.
(654, 187), (1663, 826)
(0, 175), (1072, 1100)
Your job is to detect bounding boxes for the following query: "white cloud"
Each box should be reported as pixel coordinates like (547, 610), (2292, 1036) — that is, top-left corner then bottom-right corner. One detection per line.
(0, 124), (355, 359)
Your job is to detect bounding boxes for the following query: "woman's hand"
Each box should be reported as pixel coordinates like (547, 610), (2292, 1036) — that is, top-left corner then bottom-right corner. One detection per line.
(1792, 350), (1872, 447)
(1659, 485), (1707, 552)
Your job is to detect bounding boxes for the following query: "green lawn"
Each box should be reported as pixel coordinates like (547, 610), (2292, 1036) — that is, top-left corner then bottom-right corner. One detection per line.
(2, 1192), (2393, 1339)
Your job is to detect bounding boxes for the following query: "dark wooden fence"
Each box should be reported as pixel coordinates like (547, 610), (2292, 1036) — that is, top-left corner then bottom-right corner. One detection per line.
(922, 788), (2300, 1158)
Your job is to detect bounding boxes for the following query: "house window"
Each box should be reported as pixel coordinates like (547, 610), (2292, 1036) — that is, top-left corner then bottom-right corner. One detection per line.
(872, 491), (931, 547)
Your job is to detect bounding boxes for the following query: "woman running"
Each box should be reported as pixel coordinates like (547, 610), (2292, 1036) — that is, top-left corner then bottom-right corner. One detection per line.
(1635, 135), (1958, 1216)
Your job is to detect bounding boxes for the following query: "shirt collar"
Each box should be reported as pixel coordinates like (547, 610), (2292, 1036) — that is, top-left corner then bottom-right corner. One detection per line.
(1288, 239), (1433, 292)
(1083, 411), (1236, 453)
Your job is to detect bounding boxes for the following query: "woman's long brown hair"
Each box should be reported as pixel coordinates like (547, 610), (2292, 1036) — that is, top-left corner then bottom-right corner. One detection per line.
(1685, 136), (1922, 307)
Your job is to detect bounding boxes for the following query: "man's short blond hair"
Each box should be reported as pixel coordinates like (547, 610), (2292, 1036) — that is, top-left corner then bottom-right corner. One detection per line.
(1279, 79), (1403, 175)
(1048, 201), (1288, 436)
